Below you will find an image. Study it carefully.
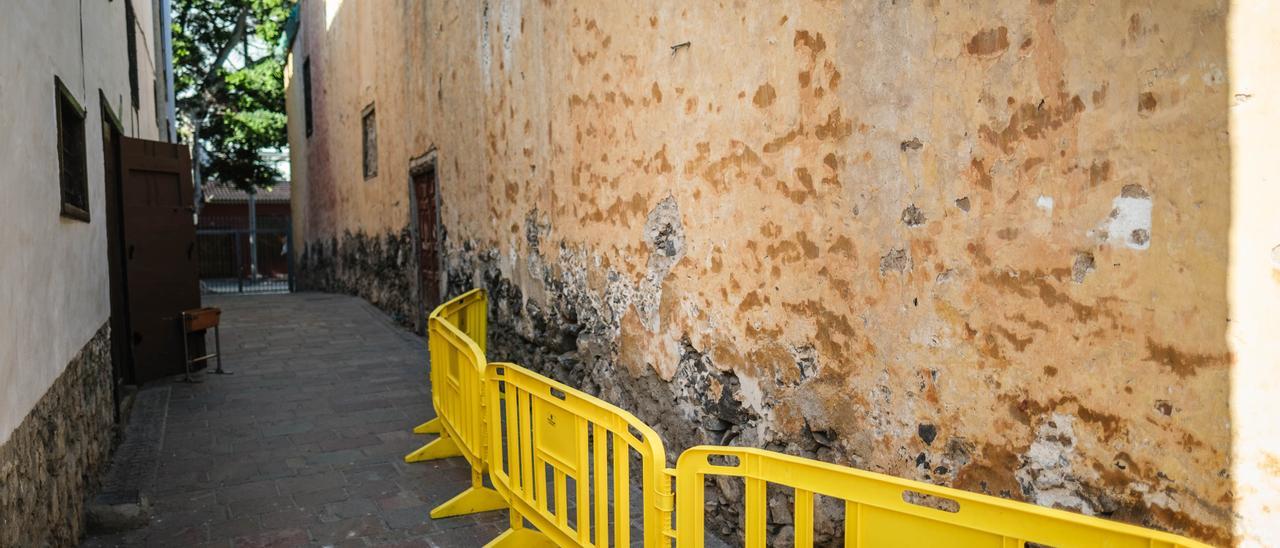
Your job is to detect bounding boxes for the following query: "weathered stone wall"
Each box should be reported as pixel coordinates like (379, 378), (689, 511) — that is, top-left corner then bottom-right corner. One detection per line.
(297, 229), (418, 327)
(288, 2), (1255, 544)
(0, 324), (114, 548)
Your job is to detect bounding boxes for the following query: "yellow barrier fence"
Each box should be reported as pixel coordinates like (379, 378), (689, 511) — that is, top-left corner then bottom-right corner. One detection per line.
(403, 288), (1213, 548)
(483, 362), (673, 548)
(403, 314), (506, 518)
(674, 446), (1212, 548)
(411, 288), (488, 438)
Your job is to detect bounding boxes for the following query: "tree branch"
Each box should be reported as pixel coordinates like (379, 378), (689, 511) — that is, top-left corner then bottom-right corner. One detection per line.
(197, 7), (249, 90)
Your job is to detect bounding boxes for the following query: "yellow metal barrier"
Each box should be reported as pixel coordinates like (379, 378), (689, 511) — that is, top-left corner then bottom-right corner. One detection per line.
(483, 362), (673, 548)
(411, 289), (488, 438)
(398, 289), (1211, 547)
(403, 315), (506, 518)
(674, 446), (1212, 548)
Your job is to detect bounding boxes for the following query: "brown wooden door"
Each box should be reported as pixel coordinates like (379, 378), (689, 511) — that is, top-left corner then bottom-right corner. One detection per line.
(120, 136), (201, 383)
(414, 167), (440, 312)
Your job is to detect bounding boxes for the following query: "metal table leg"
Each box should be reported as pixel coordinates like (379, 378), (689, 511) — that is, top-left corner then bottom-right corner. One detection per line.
(213, 324), (230, 374)
(182, 321), (193, 382)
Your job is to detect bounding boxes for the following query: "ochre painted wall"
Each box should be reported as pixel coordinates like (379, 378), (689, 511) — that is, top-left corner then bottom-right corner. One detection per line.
(287, 1), (1266, 543)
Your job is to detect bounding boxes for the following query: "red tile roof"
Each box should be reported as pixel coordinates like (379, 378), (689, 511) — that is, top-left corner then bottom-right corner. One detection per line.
(202, 181), (291, 204)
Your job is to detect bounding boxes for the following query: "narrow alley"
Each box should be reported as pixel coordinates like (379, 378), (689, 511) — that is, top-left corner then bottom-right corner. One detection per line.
(4, 1), (1280, 546)
(81, 294), (505, 547)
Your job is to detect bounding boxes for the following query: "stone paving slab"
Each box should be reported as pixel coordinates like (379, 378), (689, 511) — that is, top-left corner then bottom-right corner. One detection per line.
(81, 293), (505, 548)
(81, 292), (728, 548)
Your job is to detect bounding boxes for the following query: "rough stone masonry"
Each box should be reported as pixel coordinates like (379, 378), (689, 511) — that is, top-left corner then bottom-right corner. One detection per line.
(0, 324), (114, 547)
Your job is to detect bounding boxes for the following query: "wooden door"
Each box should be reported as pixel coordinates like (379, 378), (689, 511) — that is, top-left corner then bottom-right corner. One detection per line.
(120, 136), (202, 383)
(413, 167), (440, 312)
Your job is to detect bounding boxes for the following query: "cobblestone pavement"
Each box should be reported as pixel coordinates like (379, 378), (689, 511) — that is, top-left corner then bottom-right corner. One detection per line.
(82, 293), (505, 547)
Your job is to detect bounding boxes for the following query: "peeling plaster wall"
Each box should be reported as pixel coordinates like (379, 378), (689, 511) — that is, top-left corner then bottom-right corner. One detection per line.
(287, 1), (1254, 543)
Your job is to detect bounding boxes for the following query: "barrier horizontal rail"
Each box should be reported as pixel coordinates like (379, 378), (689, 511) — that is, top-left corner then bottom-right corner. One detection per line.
(674, 446), (1212, 548)
(403, 312), (505, 518)
(411, 288), (488, 438)
(484, 362), (672, 548)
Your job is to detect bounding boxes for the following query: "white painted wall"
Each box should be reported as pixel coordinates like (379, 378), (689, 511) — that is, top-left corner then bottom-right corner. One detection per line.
(0, 0), (173, 445)
(1229, 2), (1280, 545)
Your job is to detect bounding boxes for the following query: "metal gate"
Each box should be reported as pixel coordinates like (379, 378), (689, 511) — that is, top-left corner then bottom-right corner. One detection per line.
(196, 214), (294, 294)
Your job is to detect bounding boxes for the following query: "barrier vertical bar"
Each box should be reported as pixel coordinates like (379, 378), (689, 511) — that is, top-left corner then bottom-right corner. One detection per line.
(592, 429), (608, 547)
(575, 418), (591, 544)
(613, 432), (629, 547)
(744, 477), (766, 548)
(843, 501), (860, 548)
(794, 488), (814, 548)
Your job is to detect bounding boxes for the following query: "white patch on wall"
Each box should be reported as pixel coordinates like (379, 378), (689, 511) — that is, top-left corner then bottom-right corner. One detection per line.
(1094, 185), (1153, 250)
(479, 1), (492, 88)
(1036, 195), (1054, 214)
(1203, 66), (1225, 87)
(910, 325), (950, 349)
(1017, 413), (1095, 515)
(736, 373), (766, 417)
(499, 0), (520, 73)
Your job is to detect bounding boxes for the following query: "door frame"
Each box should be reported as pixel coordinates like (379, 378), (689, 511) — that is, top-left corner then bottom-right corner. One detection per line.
(407, 148), (441, 334)
(99, 91), (132, 419)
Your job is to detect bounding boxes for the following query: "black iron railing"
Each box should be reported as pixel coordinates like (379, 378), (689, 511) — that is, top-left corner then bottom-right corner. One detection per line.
(195, 215), (294, 295)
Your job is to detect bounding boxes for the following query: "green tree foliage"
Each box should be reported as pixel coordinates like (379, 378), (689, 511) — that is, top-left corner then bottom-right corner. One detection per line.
(173, 0), (292, 192)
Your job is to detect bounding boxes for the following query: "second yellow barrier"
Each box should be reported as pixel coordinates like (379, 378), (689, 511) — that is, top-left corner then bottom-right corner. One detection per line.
(483, 362), (673, 548)
(403, 315), (506, 518)
(411, 288), (488, 438)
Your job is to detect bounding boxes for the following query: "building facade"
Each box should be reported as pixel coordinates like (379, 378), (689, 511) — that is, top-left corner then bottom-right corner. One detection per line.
(0, 0), (176, 545)
(285, 1), (1280, 545)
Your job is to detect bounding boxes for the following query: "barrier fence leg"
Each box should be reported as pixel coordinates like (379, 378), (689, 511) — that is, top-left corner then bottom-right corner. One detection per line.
(404, 432), (463, 463)
(429, 468), (507, 519)
(413, 417), (443, 435)
(484, 508), (555, 547)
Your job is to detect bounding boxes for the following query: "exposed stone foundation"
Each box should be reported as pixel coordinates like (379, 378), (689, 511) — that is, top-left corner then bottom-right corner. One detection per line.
(450, 248), (812, 544)
(442, 229), (1227, 545)
(299, 221), (1226, 544)
(0, 323), (114, 548)
(297, 229), (418, 327)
